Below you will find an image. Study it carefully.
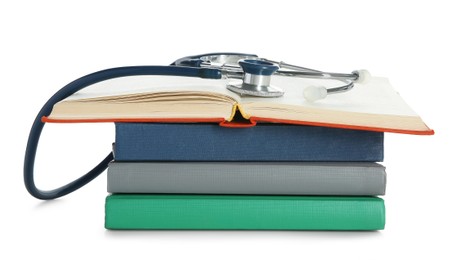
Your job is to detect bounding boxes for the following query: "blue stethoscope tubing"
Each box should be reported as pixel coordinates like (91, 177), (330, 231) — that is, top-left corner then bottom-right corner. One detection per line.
(24, 65), (225, 200)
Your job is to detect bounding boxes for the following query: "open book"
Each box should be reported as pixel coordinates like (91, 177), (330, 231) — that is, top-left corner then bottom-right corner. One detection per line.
(44, 75), (433, 135)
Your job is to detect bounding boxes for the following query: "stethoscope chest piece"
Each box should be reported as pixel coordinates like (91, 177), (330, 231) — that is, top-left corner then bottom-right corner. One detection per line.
(227, 59), (285, 97)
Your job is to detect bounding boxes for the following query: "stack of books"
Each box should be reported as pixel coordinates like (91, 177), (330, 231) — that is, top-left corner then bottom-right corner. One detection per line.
(105, 123), (386, 230)
(45, 75), (433, 230)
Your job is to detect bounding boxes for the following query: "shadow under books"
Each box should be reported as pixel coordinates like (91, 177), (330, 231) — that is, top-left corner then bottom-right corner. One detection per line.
(104, 229), (383, 239)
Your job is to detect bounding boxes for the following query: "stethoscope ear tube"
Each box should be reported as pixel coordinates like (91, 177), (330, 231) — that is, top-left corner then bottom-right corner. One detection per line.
(24, 66), (221, 200)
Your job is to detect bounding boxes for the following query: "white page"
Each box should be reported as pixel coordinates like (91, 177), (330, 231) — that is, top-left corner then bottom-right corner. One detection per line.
(63, 74), (417, 117)
(240, 76), (419, 117)
(64, 75), (241, 101)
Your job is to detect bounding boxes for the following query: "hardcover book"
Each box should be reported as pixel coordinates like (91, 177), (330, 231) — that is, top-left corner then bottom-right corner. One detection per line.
(105, 194), (385, 230)
(113, 123), (384, 162)
(44, 75), (433, 135)
(107, 162), (387, 195)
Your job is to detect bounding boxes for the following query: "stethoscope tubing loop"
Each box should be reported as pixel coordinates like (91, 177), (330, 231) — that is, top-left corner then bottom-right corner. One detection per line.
(24, 66), (221, 200)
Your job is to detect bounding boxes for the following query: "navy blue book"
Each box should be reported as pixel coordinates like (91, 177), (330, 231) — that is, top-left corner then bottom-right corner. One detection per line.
(114, 123), (383, 162)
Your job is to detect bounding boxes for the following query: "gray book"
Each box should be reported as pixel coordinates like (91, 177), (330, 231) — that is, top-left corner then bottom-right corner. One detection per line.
(107, 162), (386, 195)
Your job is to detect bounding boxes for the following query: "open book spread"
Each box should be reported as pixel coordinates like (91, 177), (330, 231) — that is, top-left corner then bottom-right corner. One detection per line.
(46, 75), (433, 134)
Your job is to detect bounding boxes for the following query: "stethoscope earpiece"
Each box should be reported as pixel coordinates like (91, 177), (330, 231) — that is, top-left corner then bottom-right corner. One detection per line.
(303, 86), (328, 102)
(303, 70), (372, 102)
(353, 70), (371, 84)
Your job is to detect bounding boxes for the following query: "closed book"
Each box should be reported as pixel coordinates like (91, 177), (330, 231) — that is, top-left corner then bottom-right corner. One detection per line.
(105, 194), (385, 230)
(114, 123), (384, 162)
(107, 162), (386, 195)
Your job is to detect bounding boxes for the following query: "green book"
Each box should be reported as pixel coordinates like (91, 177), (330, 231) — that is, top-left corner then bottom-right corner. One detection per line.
(105, 195), (385, 230)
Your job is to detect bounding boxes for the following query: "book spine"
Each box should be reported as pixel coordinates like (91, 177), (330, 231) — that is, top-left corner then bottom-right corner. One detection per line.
(114, 123), (384, 162)
(105, 194), (385, 230)
(107, 162), (386, 195)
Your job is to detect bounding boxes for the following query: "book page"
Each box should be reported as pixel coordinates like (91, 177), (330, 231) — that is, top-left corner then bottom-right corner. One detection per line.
(61, 74), (413, 117)
(49, 75), (240, 121)
(239, 76), (419, 117)
(64, 75), (242, 102)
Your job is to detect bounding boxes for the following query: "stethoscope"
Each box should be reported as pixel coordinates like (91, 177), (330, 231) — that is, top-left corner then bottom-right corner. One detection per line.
(24, 52), (370, 200)
(173, 53), (369, 101)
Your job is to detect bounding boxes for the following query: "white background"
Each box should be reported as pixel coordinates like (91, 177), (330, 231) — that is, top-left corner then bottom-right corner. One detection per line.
(1, 0), (465, 259)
